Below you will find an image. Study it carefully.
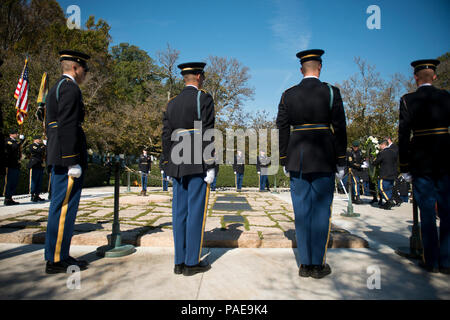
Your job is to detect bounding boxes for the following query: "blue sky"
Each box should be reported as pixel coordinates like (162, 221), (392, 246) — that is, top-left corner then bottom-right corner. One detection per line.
(57, 0), (450, 118)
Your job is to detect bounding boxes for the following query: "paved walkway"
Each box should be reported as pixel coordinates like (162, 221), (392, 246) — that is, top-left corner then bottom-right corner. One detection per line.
(0, 187), (449, 299)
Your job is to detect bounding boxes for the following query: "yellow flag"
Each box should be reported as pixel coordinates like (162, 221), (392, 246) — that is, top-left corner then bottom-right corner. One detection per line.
(37, 72), (48, 105)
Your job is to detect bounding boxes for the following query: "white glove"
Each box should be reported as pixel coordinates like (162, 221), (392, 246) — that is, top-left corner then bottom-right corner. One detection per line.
(166, 176), (173, 183)
(257, 171), (260, 175)
(336, 166), (345, 180)
(234, 171), (236, 175)
(361, 161), (369, 169)
(68, 164), (82, 178)
(204, 168), (215, 185)
(43, 140), (47, 145)
(401, 172), (412, 183)
(283, 166), (290, 177)
(161, 170), (164, 175)
(19, 134), (25, 140)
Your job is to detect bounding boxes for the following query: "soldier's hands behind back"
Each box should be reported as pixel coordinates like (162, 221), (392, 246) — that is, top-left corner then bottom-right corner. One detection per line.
(401, 172), (412, 183)
(204, 168), (215, 184)
(68, 164), (82, 178)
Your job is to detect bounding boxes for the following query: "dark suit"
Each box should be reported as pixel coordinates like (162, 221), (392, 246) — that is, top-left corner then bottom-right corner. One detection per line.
(27, 142), (46, 196)
(3, 137), (24, 199)
(276, 77), (347, 267)
(373, 146), (398, 202)
(162, 85), (215, 266)
(399, 84), (450, 269)
(44, 75), (86, 263)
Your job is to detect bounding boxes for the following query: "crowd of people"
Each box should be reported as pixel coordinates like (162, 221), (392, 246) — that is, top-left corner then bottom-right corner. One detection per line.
(337, 137), (411, 210)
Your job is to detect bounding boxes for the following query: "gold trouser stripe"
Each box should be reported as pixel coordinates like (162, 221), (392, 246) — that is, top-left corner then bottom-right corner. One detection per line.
(361, 180), (365, 195)
(54, 176), (74, 262)
(379, 179), (389, 200)
(198, 184), (211, 263)
(48, 173), (52, 193)
(414, 127), (448, 133)
(29, 169), (32, 194)
(323, 203), (333, 266)
(420, 221), (425, 264)
(352, 175), (358, 194)
(3, 168), (8, 197)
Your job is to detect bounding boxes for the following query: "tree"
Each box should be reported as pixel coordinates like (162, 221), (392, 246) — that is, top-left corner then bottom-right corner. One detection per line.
(435, 52), (449, 90)
(338, 57), (409, 143)
(156, 43), (183, 101)
(203, 56), (255, 129)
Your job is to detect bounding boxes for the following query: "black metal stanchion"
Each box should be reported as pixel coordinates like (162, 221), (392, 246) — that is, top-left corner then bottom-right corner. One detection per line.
(97, 156), (136, 258)
(396, 188), (423, 259)
(341, 169), (360, 217)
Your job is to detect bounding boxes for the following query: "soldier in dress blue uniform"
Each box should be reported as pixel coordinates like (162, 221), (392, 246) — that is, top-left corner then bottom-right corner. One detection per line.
(138, 149), (151, 196)
(162, 62), (215, 276)
(44, 50), (90, 274)
(276, 49), (347, 279)
(399, 59), (450, 274)
(256, 150), (271, 191)
(159, 155), (169, 191)
(27, 135), (46, 202)
(233, 150), (245, 192)
(3, 128), (25, 206)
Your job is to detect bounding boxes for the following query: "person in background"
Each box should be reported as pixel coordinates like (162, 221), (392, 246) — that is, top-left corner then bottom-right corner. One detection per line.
(138, 149), (151, 196)
(4, 128), (25, 206)
(233, 150), (245, 192)
(27, 135), (46, 202)
(257, 150), (270, 192)
(372, 139), (398, 210)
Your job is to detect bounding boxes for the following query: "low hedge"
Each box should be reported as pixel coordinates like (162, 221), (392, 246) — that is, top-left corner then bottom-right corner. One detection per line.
(0, 161), (110, 196)
(120, 163), (290, 188)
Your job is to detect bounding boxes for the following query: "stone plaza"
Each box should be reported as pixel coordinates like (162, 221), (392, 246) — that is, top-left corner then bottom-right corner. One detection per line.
(0, 186), (448, 299)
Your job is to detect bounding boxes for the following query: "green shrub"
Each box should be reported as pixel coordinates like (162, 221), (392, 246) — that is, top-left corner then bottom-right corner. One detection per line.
(116, 163), (290, 188)
(0, 161), (109, 196)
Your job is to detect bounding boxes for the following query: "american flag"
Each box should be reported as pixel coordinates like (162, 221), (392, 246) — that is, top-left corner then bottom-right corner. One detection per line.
(15, 59), (29, 125)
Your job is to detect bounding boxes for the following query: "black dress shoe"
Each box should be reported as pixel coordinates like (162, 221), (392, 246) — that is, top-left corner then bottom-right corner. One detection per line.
(4, 198), (19, 206)
(66, 256), (89, 267)
(439, 267), (450, 275)
(46, 260), (87, 274)
(299, 264), (312, 277)
(418, 261), (439, 273)
(353, 197), (363, 204)
(36, 195), (46, 202)
(31, 195), (38, 202)
(174, 263), (185, 275)
(183, 260), (211, 276)
(311, 264), (332, 279)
